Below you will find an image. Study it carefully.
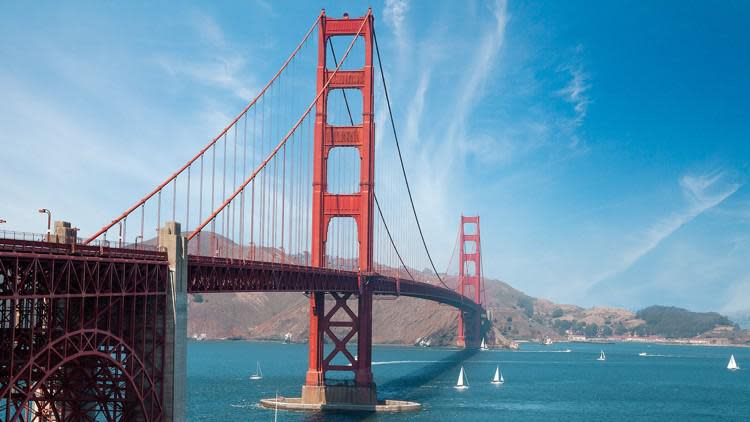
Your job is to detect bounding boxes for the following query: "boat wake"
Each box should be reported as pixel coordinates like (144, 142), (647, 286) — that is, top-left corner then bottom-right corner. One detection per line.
(638, 353), (678, 358)
(373, 360), (447, 366)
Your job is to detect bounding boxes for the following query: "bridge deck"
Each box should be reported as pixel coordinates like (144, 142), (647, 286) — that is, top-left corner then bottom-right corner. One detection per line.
(188, 255), (482, 312)
(0, 240), (481, 313)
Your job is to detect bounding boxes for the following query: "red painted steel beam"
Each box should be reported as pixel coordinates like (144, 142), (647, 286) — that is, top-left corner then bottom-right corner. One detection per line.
(1, 240), (167, 421)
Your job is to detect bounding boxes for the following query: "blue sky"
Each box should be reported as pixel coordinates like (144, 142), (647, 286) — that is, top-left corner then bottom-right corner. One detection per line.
(1, 1), (749, 314)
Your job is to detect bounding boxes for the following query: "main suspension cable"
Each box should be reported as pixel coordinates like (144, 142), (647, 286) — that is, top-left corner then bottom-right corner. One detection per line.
(372, 28), (450, 289)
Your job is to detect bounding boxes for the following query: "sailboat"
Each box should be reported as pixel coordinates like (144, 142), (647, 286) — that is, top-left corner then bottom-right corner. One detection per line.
(249, 361), (263, 380)
(597, 350), (606, 361)
(481, 338), (489, 351)
(455, 366), (469, 389)
(491, 366), (504, 385)
(727, 354), (740, 370)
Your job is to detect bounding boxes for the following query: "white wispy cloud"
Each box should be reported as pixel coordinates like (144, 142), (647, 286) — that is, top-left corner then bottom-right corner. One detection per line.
(557, 46), (590, 127)
(560, 67), (590, 125)
(447, 0), (508, 151)
(402, 69), (430, 149)
(191, 10), (227, 48)
(383, 0), (409, 50)
(386, 0), (508, 267)
(157, 55), (255, 100)
(254, 0), (276, 17)
(156, 11), (257, 101)
(589, 170), (741, 287)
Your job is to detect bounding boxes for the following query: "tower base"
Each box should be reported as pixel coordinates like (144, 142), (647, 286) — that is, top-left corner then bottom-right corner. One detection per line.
(260, 397), (420, 413)
(301, 384), (377, 405)
(456, 336), (481, 349)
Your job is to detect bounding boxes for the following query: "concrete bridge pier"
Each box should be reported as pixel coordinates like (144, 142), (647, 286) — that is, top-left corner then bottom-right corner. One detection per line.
(457, 309), (483, 349)
(301, 286), (377, 407)
(159, 222), (188, 422)
(267, 286), (419, 412)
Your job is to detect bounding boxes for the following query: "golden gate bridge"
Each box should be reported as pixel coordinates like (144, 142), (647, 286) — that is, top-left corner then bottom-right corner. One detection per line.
(1, 9), (488, 420)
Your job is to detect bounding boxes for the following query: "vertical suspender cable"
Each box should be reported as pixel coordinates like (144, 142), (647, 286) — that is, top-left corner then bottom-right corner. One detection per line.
(372, 28), (449, 289)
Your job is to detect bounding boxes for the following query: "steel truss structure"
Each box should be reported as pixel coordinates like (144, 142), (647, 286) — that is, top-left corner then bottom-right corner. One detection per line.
(187, 255), (482, 313)
(0, 239), (168, 422)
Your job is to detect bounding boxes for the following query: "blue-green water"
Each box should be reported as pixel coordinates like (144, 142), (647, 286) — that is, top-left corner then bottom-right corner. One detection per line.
(188, 341), (750, 421)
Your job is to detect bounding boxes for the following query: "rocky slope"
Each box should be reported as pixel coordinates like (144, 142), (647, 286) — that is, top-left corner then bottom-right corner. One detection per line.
(188, 276), (750, 346)
(188, 275), (558, 347)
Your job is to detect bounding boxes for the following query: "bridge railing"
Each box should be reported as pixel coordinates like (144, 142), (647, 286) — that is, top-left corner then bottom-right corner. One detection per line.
(0, 229), (162, 258)
(0, 229), (47, 243)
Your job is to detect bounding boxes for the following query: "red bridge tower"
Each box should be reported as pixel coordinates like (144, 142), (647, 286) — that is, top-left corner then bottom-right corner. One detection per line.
(303, 10), (377, 405)
(457, 215), (484, 348)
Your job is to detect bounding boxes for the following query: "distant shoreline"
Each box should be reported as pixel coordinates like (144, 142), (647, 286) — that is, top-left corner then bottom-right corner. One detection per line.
(188, 337), (750, 349)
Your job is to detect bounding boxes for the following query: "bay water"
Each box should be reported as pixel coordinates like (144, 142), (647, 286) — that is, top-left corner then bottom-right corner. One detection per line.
(188, 341), (749, 421)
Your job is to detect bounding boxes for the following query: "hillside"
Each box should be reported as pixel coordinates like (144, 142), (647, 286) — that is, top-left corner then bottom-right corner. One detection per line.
(188, 278), (750, 346)
(187, 273), (536, 347)
(633, 306), (736, 338)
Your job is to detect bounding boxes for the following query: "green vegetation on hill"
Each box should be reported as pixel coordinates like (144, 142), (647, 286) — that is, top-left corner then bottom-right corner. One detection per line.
(635, 306), (734, 338)
(517, 295), (535, 318)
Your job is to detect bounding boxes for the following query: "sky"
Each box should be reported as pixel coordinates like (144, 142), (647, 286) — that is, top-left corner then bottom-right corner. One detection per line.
(1, 1), (749, 315)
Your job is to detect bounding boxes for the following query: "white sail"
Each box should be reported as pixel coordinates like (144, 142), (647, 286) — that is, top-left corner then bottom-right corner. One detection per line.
(455, 366), (468, 388)
(492, 366), (503, 384)
(597, 350), (606, 361)
(481, 338), (488, 350)
(249, 361), (263, 380)
(727, 354), (739, 370)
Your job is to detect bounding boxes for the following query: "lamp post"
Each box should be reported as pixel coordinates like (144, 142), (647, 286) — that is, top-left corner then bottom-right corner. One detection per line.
(38, 209), (52, 241)
(135, 235), (143, 250)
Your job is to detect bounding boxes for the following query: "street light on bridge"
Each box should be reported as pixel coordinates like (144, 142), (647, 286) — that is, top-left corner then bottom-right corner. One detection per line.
(38, 208), (52, 240)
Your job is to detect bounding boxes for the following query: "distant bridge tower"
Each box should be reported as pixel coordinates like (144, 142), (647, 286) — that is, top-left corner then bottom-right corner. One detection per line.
(457, 215), (483, 348)
(304, 10), (377, 405)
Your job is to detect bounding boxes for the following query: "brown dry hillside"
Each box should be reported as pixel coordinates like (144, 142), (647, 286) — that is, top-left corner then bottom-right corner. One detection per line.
(188, 276), (547, 347)
(187, 277), (748, 346)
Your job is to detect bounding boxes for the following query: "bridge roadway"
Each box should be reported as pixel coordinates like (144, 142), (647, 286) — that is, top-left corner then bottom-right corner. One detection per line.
(0, 238), (481, 314)
(188, 255), (482, 312)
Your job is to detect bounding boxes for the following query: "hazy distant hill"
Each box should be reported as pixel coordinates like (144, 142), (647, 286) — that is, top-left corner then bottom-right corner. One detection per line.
(727, 312), (750, 329)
